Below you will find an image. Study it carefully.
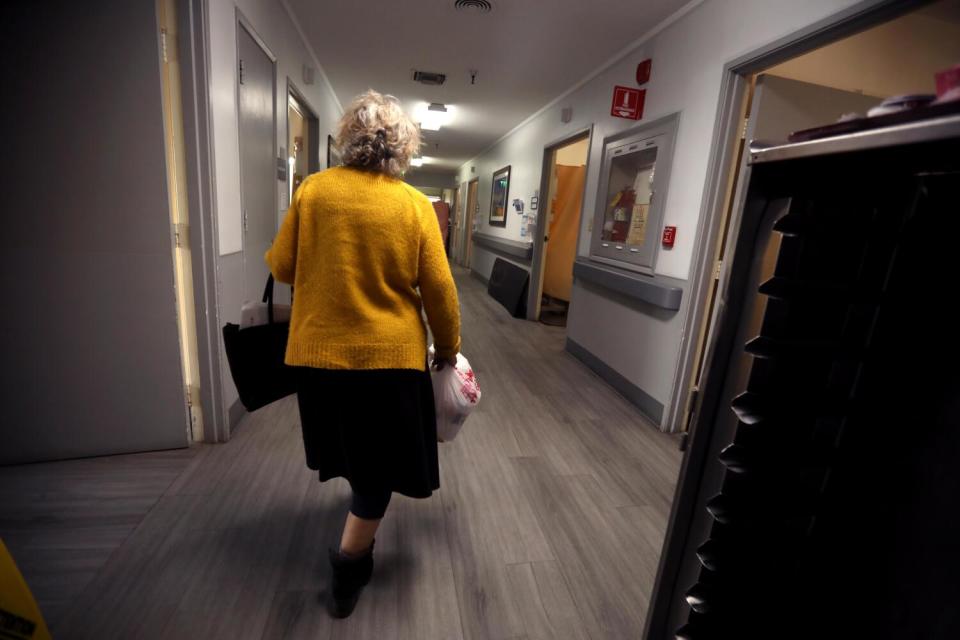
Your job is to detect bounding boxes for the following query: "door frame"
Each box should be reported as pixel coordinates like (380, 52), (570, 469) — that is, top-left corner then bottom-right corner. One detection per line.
(526, 125), (593, 320)
(456, 180), (470, 265)
(158, 0), (203, 442)
(659, 0), (928, 435)
(645, 0), (934, 635)
(173, 0), (227, 442)
(286, 79), (321, 175)
(451, 183), (463, 260)
(464, 177), (480, 267)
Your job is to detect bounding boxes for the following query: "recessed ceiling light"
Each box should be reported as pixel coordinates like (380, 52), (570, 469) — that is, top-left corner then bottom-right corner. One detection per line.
(418, 103), (453, 131)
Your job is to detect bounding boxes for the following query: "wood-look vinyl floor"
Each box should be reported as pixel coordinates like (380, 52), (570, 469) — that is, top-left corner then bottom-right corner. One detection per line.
(0, 268), (682, 639)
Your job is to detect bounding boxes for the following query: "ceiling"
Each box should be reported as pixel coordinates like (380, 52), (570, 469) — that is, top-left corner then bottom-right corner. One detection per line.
(285, 0), (693, 172)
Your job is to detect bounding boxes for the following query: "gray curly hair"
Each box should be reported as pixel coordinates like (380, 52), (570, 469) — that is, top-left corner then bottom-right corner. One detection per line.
(334, 90), (421, 178)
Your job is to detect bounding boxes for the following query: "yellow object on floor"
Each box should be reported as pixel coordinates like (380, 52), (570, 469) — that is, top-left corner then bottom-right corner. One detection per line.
(0, 539), (51, 640)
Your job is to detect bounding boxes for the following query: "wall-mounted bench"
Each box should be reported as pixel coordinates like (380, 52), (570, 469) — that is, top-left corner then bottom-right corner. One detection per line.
(471, 232), (534, 263)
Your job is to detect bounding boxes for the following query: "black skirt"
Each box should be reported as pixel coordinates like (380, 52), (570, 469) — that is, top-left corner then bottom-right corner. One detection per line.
(295, 367), (440, 499)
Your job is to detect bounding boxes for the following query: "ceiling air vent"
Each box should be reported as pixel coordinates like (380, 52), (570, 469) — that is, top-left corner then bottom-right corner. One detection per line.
(413, 70), (447, 86)
(454, 0), (493, 13)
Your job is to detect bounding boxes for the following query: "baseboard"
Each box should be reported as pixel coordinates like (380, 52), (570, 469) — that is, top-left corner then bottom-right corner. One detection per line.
(228, 397), (246, 435)
(470, 269), (490, 285)
(565, 338), (665, 426)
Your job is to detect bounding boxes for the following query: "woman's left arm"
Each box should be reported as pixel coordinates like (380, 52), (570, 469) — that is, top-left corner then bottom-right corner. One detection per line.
(265, 187), (301, 284)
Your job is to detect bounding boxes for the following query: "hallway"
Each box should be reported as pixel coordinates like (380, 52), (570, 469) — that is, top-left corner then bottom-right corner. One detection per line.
(0, 270), (681, 639)
(4, 1), (959, 637)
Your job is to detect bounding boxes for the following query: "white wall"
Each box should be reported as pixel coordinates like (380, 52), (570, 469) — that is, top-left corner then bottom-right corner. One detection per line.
(457, 0), (864, 428)
(413, 186), (444, 198)
(457, 119), (547, 255)
(207, 0), (342, 416)
(404, 169), (459, 191)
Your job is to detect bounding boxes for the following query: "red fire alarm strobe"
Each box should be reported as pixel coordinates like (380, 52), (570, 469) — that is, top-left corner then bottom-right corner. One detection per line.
(636, 59), (652, 85)
(662, 226), (677, 248)
(611, 86), (645, 120)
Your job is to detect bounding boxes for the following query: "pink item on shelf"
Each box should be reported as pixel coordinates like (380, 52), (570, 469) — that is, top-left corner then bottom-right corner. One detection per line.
(934, 64), (960, 104)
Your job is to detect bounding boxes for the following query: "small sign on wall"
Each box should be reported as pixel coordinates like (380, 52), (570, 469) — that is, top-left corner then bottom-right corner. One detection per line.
(662, 225), (677, 248)
(611, 85), (645, 120)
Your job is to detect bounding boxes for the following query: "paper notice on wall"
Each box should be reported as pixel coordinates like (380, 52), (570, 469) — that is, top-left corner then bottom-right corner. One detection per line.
(627, 203), (649, 246)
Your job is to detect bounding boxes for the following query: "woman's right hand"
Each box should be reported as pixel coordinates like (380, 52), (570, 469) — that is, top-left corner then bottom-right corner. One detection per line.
(432, 355), (457, 370)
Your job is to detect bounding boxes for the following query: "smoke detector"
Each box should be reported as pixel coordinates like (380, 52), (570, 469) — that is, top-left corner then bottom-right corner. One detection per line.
(413, 70), (447, 86)
(454, 0), (493, 13)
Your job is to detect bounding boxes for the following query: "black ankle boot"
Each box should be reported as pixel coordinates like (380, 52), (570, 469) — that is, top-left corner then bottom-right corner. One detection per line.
(326, 539), (375, 618)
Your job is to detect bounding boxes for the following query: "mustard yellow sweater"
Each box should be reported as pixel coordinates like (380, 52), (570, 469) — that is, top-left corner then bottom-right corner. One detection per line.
(265, 166), (461, 371)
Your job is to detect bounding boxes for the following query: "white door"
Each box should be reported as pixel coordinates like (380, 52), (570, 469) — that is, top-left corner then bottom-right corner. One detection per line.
(238, 25), (277, 304)
(0, 0), (189, 463)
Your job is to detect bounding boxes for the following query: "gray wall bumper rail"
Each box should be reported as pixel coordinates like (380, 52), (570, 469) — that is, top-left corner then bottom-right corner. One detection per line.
(472, 232), (534, 262)
(573, 259), (684, 310)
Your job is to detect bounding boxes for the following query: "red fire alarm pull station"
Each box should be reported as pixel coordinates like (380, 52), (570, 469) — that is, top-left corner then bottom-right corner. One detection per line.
(611, 86), (645, 120)
(636, 59), (652, 85)
(662, 226), (677, 248)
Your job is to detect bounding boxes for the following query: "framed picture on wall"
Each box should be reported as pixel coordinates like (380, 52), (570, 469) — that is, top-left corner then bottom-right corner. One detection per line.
(489, 165), (511, 227)
(327, 134), (342, 168)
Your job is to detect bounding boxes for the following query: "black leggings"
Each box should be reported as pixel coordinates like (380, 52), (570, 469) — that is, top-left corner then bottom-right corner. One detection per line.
(349, 481), (392, 520)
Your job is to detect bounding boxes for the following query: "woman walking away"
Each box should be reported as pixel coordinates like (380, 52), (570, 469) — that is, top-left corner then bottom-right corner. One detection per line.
(265, 89), (461, 618)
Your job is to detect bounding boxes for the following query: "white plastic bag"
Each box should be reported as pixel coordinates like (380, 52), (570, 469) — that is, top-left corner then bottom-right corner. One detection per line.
(239, 300), (291, 329)
(428, 346), (481, 442)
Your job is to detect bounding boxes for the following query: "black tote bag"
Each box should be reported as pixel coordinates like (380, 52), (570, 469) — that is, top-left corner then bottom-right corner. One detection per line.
(222, 275), (297, 411)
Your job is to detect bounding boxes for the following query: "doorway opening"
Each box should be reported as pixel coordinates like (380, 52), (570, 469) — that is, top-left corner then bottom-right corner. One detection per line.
(287, 86), (320, 206)
(461, 178), (480, 268)
(674, 0), (960, 436)
(529, 131), (590, 326)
